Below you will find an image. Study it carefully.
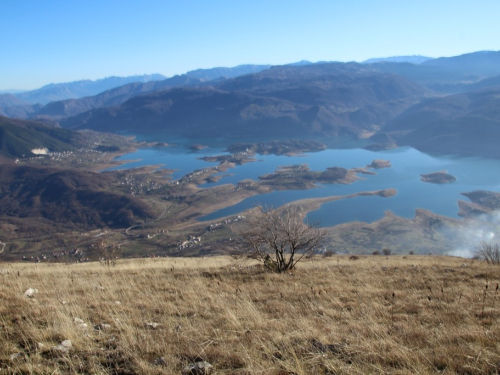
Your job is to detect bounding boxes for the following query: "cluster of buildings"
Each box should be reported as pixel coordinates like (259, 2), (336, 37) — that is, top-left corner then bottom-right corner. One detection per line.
(117, 174), (164, 196)
(207, 215), (245, 232)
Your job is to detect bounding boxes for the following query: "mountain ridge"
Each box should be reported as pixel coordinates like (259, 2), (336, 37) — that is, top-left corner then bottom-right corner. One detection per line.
(59, 64), (428, 139)
(363, 55), (433, 64)
(15, 74), (167, 105)
(377, 88), (500, 157)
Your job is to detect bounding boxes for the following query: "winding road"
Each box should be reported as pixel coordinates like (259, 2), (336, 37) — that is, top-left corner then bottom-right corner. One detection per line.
(0, 241), (5, 254)
(125, 203), (170, 236)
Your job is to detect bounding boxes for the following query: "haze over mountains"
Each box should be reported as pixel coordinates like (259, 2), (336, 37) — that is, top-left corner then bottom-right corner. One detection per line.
(362, 55), (433, 64)
(2, 49), (500, 262)
(2, 50), (500, 158)
(16, 74), (168, 105)
(383, 88), (500, 158)
(60, 63), (427, 139)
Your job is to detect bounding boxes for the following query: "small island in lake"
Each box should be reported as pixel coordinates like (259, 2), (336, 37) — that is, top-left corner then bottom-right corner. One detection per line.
(257, 164), (357, 190)
(420, 171), (457, 184)
(368, 159), (391, 169)
(154, 142), (169, 147)
(189, 144), (206, 151)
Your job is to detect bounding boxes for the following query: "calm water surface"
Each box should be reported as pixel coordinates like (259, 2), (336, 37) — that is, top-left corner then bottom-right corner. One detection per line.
(105, 136), (500, 227)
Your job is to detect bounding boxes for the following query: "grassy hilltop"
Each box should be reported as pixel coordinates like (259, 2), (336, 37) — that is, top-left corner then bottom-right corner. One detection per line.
(1, 255), (499, 374)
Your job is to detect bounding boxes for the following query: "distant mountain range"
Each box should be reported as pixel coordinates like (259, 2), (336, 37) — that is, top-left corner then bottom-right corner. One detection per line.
(422, 50), (500, 77)
(33, 75), (204, 120)
(379, 88), (500, 158)
(185, 64), (271, 81)
(60, 63), (427, 138)
(2, 50), (500, 158)
(3, 65), (275, 108)
(363, 55), (433, 64)
(16, 74), (168, 105)
(0, 65), (278, 120)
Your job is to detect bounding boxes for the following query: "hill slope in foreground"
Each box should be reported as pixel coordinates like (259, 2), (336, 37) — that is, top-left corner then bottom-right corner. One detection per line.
(1, 256), (499, 374)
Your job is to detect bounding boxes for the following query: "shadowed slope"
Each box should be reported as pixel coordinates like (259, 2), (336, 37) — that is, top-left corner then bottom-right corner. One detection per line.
(0, 116), (87, 158)
(0, 164), (156, 229)
(60, 63), (428, 138)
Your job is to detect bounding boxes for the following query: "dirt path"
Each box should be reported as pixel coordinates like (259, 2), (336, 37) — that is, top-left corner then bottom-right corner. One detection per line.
(0, 241), (5, 254)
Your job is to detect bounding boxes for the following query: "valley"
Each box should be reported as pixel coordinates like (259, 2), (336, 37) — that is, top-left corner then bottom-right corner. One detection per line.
(2, 50), (500, 262)
(2, 128), (500, 262)
(4, 3), (500, 374)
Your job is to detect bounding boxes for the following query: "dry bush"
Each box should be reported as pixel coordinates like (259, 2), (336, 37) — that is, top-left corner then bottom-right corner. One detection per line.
(322, 249), (336, 258)
(475, 241), (500, 264)
(88, 241), (122, 266)
(239, 205), (325, 272)
(1, 255), (500, 374)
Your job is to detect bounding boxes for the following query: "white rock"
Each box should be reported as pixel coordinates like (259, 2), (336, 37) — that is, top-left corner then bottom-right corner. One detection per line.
(0, 269), (8, 275)
(9, 352), (21, 361)
(61, 340), (72, 348)
(114, 300), (121, 305)
(73, 318), (87, 329)
(24, 287), (38, 298)
(54, 339), (72, 352)
(182, 361), (213, 374)
(145, 322), (161, 329)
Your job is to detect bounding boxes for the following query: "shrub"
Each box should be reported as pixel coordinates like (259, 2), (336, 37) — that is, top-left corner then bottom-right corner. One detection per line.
(475, 241), (500, 264)
(240, 205), (326, 272)
(322, 249), (336, 257)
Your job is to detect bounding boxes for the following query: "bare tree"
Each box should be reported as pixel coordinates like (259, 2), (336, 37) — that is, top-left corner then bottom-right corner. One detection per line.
(240, 205), (326, 272)
(88, 241), (122, 266)
(475, 241), (500, 265)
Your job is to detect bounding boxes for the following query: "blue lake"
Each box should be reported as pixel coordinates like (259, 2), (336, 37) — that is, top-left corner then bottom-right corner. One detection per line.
(105, 137), (500, 227)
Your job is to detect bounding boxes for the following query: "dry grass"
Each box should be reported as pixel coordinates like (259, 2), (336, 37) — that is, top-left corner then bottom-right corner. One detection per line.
(1, 255), (500, 374)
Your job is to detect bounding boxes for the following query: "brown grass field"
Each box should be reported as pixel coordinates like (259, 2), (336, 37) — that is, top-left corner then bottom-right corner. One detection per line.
(1, 255), (500, 374)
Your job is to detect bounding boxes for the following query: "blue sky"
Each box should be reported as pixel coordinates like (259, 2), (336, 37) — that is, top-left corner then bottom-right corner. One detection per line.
(1, 0), (500, 90)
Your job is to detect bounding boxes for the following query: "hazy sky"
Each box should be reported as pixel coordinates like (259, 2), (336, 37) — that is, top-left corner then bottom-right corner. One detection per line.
(1, 0), (500, 90)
